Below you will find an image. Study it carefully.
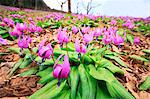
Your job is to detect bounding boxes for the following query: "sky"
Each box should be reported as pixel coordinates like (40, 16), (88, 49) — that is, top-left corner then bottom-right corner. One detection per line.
(43, 0), (150, 17)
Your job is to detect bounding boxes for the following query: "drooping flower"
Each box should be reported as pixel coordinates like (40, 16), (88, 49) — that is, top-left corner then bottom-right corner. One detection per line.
(93, 28), (103, 37)
(75, 39), (87, 54)
(53, 55), (70, 79)
(18, 35), (32, 49)
(0, 36), (7, 45)
(9, 27), (22, 37)
(36, 26), (42, 33)
(110, 20), (117, 25)
(123, 20), (134, 29)
(29, 24), (37, 33)
(81, 27), (90, 34)
(113, 34), (124, 46)
(134, 37), (140, 45)
(57, 28), (69, 44)
(83, 33), (94, 44)
(16, 23), (28, 32)
(102, 32), (112, 45)
(38, 39), (53, 59)
(72, 26), (78, 34)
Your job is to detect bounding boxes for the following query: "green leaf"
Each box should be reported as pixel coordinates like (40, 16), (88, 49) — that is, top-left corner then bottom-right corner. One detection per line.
(19, 68), (37, 76)
(8, 59), (23, 77)
(96, 81), (112, 99)
(0, 30), (7, 35)
(1, 33), (10, 38)
(139, 76), (150, 91)
(129, 55), (149, 62)
(8, 47), (20, 54)
(142, 49), (150, 54)
(61, 42), (75, 51)
(97, 58), (124, 74)
(104, 55), (127, 67)
(88, 64), (116, 83)
(106, 80), (135, 99)
(126, 34), (134, 44)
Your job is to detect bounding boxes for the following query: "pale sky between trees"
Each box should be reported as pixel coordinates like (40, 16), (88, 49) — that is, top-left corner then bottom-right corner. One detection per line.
(43, 0), (150, 18)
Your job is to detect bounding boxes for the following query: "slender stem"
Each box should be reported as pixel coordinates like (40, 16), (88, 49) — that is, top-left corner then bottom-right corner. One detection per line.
(66, 43), (69, 57)
(51, 53), (55, 63)
(81, 54), (85, 64)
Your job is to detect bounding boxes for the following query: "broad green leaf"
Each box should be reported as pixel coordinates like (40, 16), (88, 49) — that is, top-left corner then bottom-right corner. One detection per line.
(1, 33), (10, 38)
(142, 49), (150, 54)
(19, 68), (37, 76)
(88, 64), (116, 83)
(104, 55), (127, 67)
(8, 59), (23, 77)
(8, 47), (20, 54)
(126, 34), (134, 44)
(129, 55), (149, 62)
(106, 80), (135, 99)
(0, 30), (7, 35)
(96, 81), (112, 99)
(139, 76), (150, 91)
(96, 58), (124, 74)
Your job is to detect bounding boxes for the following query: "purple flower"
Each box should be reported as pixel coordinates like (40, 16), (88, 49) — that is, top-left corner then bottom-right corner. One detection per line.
(16, 23), (28, 32)
(93, 28), (103, 37)
(123, 20), (134, 29)
(18, 35), (32, 49)
(9, 27), (22, 36)
(0, 36), (7, 45)
(28, 17), (33, 21)
(38, 39), (53, 59)
(75, 39), (87, 54)
(113, 35), (124, 45)
(36, 26), (42, 33)
(0, 22), (6, 27)
(57, 29), (69, 44)
(110, 20), (117, 25)
(53, 55), (70, 79)
(102, 33), (112, 45)
(81, 27), (90, 34)
(72, 26), (78, 34)
(83, 33), (94, 44)
(29, 24), (37, 33)
(134, 37), (140, 45)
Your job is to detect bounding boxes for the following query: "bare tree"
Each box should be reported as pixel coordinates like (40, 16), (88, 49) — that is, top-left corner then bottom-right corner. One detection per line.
(82, 0), (101, 15)
(57, 0), (67, 11)
(76, 2), (79, 14)
(68, 0), (71, 13)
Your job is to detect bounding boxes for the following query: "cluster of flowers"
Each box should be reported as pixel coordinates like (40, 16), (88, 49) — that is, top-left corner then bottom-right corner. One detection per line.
(0, 12), (143, 83)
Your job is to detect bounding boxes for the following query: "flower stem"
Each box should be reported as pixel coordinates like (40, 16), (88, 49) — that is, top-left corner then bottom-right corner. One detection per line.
(66, 43), (69, 57)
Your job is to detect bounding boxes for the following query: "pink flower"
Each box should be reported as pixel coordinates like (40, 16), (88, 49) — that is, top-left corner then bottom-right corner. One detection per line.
(9, 27), (22, 36)
(18, 35), (32, 49)
(83, 33), (94, 44)
(81, 27), (90, 34)
(16, 23), (28, 32)
(29, 24), (37, 33)
(53, 55), (70, 79)
(110, 20), (117, 25)
(102, 33), (112, 45)
(36, 26), (42, 33)
(72, 26), (78, 34)
(113, 35), (124, 45)
(134, 37), (140, 45)
(75, 39), (87, 54)
(38, 39), (53, 59)
(57, 29), (69, 44)
(93, 28), (103, 37)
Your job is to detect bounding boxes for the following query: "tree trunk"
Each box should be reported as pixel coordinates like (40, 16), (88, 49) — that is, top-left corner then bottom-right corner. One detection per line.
(68, 0), (71, 13)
